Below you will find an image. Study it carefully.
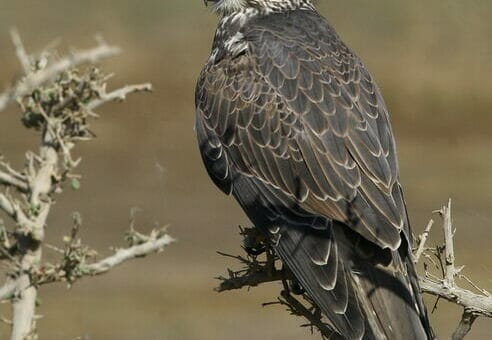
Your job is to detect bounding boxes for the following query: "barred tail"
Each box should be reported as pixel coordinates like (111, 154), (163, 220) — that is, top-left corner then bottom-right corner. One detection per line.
(272, 222), (433, 340)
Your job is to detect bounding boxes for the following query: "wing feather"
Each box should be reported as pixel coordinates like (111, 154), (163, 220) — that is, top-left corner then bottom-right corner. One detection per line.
(196, 10), (406, 250)
(195, 9), (434, 339)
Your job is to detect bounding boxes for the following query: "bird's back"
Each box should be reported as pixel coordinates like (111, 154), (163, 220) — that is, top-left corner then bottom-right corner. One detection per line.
(196, 6), (433, 339)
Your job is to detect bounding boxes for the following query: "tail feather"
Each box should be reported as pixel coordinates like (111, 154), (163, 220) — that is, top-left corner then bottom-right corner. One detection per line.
(230, 175), (433, 339)
(271, 222), (432, 340)
(271, 224), (365, 339)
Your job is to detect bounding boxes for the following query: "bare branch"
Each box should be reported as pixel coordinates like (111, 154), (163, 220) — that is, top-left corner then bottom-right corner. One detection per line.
(441, 199), (456, 286)
(452, 311), (479, 340)
(459, 274), (491, 297)
(277, 290), (334, 339)
(0, 231), (175, 302)
(10, 276), (36, 340)
(10, 28), (31, 74)
(215, 228), (337, 339)
(217, 202), (491, 339)
(0, 171), (29, 192)
(419, 279), (492, 317)
(0, 279), (17, 302)
(414, 218), (434, 263)
(87, 83), (153, 110)
(84, 233), (174, 275)
(0, 30), (165, 340)
(0, 193), (15, 217)
(0, 42), (120, 112)
(216, 267), (285, 292)
(416, 199), (491, 339)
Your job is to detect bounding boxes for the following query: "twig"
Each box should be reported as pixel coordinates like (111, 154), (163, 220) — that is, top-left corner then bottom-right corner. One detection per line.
(84, 233), (174, 275)
(9, 28), (31, 75)
(87, 83), (153, 110)
(0, 193), (15, 217)
(452, 311), (478, 340)
(0, 315), (13, 325)
(419, 278), (492, 317)
(0, 279), (17, 302)
(0, 171), (29, 192)
(215, 228), (337, 338)
(0, 30), (165, 340)
(441, 199), (456, 286)
(216, 267), (285, 292)
(459, 274), (491, 297)
(0, 42), (120, 112)
(414, 219), (434, 263)
(416, 199), (491, 340)
(0, 232), (175, 300)
(278, 290), (334, 339)
(217, 202), (491, 340)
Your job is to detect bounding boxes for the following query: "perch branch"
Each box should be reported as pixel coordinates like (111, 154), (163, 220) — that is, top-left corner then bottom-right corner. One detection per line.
(416, 200), (491, 339)
(276, 290), (334, 338)
(216, 266), (285, 292)
(215, 229), (334, 339)
(419, 279), (492, 317)
(216, 200), (491, 339)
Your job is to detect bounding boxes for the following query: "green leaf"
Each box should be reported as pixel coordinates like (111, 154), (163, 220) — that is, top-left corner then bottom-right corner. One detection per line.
(71, 178), (81, 191)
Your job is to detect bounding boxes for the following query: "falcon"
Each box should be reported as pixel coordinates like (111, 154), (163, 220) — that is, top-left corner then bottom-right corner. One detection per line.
(195, 1), (433, 339)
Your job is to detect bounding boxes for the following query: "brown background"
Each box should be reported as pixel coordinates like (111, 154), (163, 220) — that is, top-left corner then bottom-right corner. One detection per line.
(0, 0), (491, 339)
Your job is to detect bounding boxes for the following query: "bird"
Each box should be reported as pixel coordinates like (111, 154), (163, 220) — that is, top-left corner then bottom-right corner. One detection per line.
(195, 1), (434, 339)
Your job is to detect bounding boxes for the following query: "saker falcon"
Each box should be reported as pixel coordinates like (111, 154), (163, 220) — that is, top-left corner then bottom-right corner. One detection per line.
(195, 1), (434, 339)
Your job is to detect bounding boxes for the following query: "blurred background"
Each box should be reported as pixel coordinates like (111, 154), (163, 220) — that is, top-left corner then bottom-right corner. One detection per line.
(0, 0), (491, 339)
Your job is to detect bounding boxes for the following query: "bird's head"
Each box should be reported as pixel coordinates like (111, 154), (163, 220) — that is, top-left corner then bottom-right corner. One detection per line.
(204, 0), (315, 15)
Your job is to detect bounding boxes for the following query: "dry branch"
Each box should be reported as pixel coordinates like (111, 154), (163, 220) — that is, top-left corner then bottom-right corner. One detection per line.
(9, 28), (30, 75)
(414, 219), (434, 263)
(215, 266), (284, 292)
(452, 311), (478, 340)
(0, 30), (171, 340)
(0, 32), (120, 113)
(419, 279), (492, 318)
(85, 234), (174, 275)
(216, 200), (491, 339)
(416, 200), (491, 339)
(0, 171), (28, 192)
(216, 227), (335, 339)
(87, 83), (153, 110)
(0, 231), (175, 301)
